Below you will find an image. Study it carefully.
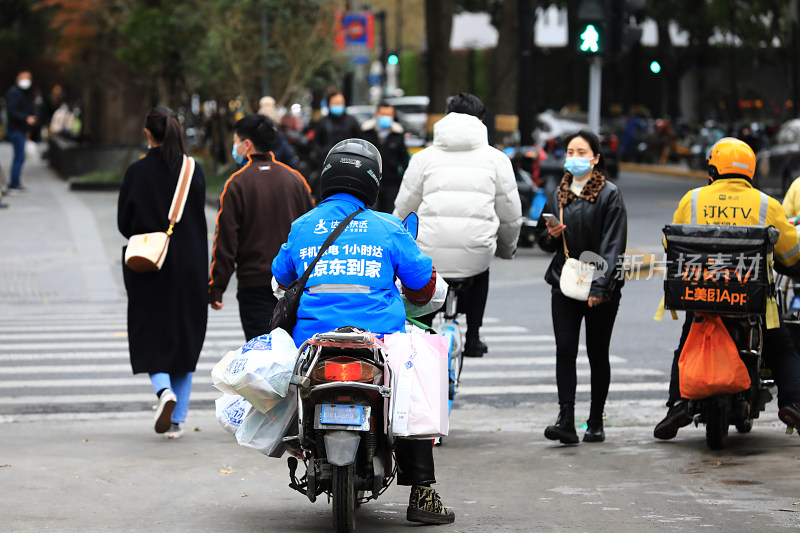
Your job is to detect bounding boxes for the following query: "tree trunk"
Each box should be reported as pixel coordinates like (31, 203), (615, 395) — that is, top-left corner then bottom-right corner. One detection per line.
(425, 0), (454, 114)
(492, 0), (519, 115)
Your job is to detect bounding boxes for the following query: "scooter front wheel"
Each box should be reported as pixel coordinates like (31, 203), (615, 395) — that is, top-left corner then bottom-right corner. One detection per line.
(332, 464), (357, 533)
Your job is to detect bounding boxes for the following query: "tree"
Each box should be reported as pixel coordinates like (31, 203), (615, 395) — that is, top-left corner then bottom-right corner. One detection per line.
(425, 0), (455, 113)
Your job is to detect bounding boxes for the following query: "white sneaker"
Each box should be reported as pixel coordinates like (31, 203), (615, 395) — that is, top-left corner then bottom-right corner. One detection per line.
(154, 390), (177, 434)
(165, 423), (184, 440)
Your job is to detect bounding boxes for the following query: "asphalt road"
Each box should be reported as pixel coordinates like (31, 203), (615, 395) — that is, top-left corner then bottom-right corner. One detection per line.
(1, 148), (799, 532)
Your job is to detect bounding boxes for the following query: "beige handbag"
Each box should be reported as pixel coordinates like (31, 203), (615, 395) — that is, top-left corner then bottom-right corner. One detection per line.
(125, 155), (194, 273)
(558, 204), (595, 301)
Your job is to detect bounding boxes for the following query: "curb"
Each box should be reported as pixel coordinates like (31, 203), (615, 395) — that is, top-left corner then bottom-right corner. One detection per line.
(619, 162), (707, 181)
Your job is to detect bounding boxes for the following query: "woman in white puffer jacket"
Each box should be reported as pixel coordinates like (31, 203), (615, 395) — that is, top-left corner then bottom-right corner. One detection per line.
(394, 93), (522, 357)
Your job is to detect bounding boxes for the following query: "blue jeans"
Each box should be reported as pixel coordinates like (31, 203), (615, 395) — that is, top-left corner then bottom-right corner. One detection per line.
(149, 372), (193, 424)
(8, 130), (26, 189)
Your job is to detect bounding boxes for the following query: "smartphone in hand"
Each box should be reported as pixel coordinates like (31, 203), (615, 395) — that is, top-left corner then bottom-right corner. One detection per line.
(543, 213), (561, 226)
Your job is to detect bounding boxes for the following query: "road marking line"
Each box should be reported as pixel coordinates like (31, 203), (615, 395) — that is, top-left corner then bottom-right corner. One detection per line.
(0, 366), (665, 385)
(460, 368), (665, 380)
(0, 390), (225, 405)
(464, 355), (627, 365)
(0, 399), (672, 424)
(0, 362), (217, 374)
(456, 382), (670, 396)
(0, 324), (527, 341)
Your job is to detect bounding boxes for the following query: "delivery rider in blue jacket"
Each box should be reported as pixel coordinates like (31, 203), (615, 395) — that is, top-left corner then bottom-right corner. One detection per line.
(272, 139), (455, 525)
(654, 137), (800, 439)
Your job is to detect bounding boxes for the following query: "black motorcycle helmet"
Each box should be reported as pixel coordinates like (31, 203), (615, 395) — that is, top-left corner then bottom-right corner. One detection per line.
(320, 139), (382, 206)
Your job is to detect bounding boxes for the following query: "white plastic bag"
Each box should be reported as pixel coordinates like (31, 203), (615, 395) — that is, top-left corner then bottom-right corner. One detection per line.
(384, 331), (449, 438)
(235, 388), (298, 458)
(215, 394), (252, 435)
(397, 275), (448, 318)
(211, 328), (298, 413)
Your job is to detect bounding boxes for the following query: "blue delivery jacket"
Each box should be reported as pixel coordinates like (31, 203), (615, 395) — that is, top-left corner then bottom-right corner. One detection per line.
(272, 193), (433, 346)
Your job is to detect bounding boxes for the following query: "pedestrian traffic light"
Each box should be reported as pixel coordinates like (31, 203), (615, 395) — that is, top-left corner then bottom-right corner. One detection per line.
(579, 24), (602, 53)
(576, 0), (606, 55)
(650, 61), (661, 74)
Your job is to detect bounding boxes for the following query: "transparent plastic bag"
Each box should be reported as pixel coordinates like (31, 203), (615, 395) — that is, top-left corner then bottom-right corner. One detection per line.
(235, 388), (298, 458)
(211, 328), (298, 413)
(215, 394), (252, 435)
(397, 275), (448, 318)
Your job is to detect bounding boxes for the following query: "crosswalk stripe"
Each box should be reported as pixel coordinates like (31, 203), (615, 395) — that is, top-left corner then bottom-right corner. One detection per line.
(0, 362), (217, 374)
(0, 381), (670, 406)
(464, 355), (627, 365)
(460, 368), (665, 380)
(0, 376), (215, 388)
(0, 365), (663, 383)
(0, 398), (671, 424)
(0, 390), (224, 405)
(457, 382), (670, 396)
(0, 324), (528, 341)
(0, 339), (246, 352)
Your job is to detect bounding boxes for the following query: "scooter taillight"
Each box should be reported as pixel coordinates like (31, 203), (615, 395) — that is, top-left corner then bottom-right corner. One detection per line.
(311, 356), (382, 383)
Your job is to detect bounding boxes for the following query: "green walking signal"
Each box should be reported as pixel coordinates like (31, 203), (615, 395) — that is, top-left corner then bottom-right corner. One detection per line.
(579, 24), (601, 53)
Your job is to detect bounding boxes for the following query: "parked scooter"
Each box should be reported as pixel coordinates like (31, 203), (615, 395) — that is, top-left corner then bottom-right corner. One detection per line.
(285, 328), (395, 533)
(662, 224), (779, 449)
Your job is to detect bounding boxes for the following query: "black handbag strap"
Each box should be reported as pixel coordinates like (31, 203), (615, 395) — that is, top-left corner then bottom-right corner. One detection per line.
(296, 207), (363, 288)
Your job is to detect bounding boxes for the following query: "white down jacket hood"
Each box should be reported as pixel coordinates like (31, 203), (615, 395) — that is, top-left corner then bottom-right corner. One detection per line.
(393, 112), (522, 278)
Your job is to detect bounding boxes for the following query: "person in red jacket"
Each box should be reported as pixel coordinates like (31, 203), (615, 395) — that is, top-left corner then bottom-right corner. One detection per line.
(209, 114), (314, 340)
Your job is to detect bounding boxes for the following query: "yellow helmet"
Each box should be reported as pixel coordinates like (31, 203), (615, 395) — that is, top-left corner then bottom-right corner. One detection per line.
(707, 137), (756, 181)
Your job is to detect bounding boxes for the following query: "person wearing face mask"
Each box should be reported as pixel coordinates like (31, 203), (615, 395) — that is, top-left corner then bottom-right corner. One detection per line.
(310, 90), (361, 195)
(209, 114), (314, 341)
(5, 71), (37, 193)
(536, 129), (628, 445)
(358, 101), (409, 213)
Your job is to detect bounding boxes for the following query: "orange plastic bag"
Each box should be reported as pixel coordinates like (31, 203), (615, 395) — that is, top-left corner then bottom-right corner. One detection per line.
(678, 314), (751, 399)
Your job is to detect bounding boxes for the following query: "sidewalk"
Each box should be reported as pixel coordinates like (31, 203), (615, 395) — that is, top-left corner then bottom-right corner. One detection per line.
(0, 141), (124, 310)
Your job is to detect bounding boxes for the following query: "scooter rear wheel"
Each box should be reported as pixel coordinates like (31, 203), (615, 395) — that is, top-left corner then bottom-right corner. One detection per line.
(706, 401), (729, 450)
(332, 464), (357, 533)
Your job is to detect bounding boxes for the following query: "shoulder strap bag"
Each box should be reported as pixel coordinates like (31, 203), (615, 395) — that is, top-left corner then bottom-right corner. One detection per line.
(125, 155), (194, 273)
(271, 208), (364, 333)
(558, 204), (595, 301)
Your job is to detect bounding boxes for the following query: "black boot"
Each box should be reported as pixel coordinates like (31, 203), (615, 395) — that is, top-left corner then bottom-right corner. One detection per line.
(584, 418), (605, 442)
(544, 403), (579, 444)
(584, 405), (605, 442)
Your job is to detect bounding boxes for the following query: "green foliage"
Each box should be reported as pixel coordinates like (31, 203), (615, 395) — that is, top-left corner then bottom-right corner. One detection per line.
(399, 51), (421, 96)
(73, 171), (123, 184)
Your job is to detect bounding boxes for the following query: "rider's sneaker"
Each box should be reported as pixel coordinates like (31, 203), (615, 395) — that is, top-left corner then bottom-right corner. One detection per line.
(463, 337), (487, 358)
(407, 485), (456, 524)
(153, 389), (177, 434)
(653, 402), (692, 440)
(164, 423), (184, 440)
(778, 402), (800, 428)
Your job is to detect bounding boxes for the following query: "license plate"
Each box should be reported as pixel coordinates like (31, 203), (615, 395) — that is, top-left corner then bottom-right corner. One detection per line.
(320, 404), (364, 426)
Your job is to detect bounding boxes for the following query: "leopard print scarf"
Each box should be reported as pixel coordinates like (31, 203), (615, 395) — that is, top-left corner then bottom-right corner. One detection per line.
(557, 168), (606, 207)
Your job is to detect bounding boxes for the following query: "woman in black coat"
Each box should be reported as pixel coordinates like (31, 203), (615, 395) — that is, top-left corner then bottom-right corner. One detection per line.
(118, 106), (208, 439)
(537, 129), (627, 445)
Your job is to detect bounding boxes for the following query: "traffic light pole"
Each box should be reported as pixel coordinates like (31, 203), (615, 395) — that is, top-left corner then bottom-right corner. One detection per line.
(588, 57), (602, 134)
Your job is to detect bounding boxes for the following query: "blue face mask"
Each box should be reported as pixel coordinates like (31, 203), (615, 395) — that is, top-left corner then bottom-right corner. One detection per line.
(377, 115), (393, 129)
(232, 142), (245, 165)
(329, 105), (345, 116)
(564, 157), (593, 177)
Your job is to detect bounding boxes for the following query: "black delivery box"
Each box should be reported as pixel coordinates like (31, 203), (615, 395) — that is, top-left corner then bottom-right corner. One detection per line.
(663, 224), (778, 315)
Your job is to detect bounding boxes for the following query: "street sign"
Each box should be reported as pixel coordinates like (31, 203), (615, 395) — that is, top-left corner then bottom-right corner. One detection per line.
(335, 11), (374, 64)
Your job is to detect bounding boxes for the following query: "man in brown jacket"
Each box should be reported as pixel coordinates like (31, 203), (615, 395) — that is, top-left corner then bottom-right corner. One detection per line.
(209, 114), (314, 340)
